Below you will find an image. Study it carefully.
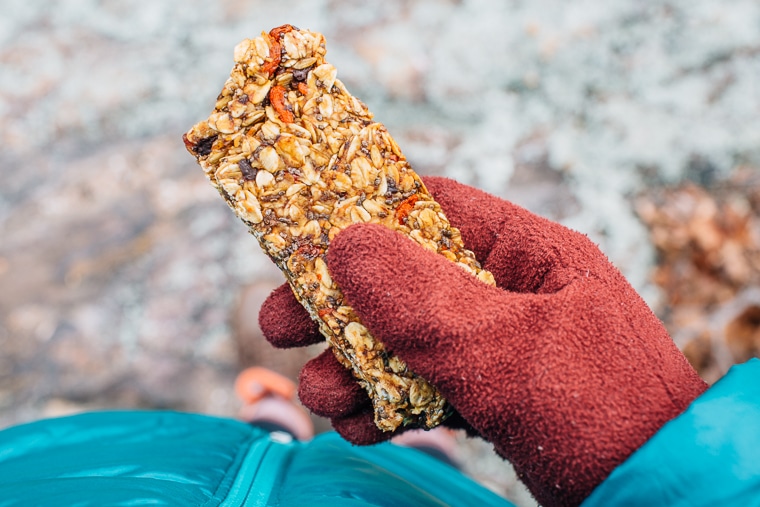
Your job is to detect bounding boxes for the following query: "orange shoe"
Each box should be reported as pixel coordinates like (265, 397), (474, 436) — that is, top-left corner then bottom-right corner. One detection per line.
(235, 367), (314, 441)
(235, 367), (297, 404)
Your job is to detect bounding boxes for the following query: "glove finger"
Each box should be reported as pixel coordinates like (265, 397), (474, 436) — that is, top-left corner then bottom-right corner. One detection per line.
(299, 350), (445, 444)
(259, 283), (323, 349)
(331, 405), (395, 445)
(298, 349), (369, 418)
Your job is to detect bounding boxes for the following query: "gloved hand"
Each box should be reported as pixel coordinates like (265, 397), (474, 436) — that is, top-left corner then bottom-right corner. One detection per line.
(259, 176), (708, 507)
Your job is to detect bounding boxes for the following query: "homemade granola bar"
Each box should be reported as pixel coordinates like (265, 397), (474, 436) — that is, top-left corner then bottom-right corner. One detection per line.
(183, 25), (495, 432)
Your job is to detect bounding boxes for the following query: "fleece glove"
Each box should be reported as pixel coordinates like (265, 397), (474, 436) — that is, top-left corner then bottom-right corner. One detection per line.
(259, 176), (707, 507)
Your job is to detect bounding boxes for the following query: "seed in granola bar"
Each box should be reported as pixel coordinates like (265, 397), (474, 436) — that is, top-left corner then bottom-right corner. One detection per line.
(386, 176), (398, 195)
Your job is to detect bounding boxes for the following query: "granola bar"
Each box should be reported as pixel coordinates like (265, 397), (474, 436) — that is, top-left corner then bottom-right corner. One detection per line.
(183, 25), (495, 432)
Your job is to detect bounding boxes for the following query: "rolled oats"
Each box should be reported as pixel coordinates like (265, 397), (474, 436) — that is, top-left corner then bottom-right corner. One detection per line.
(183, 25), (496, 432)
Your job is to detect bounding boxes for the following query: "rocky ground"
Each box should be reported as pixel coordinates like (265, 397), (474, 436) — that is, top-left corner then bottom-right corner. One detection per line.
(1, 2), (759, 505)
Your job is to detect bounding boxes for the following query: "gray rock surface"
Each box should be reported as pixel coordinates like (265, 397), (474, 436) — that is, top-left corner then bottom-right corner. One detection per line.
(1, 2), (758, 505)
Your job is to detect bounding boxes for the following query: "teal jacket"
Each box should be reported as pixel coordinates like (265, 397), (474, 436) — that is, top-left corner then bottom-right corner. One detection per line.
(1, 359), (758, 506)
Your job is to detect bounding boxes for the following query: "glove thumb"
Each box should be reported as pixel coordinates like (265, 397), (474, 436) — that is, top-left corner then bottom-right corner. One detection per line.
(327, 223), (533, 393)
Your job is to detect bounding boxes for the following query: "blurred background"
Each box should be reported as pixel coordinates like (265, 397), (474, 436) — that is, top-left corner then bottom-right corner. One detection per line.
(1, 1), (759, 504)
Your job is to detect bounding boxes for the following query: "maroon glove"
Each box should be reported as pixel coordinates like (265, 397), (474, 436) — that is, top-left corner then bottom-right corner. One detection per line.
(260, 176), (707, 507)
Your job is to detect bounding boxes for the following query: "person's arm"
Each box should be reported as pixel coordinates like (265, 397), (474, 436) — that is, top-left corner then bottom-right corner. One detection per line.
(260, 176), (708, 507)
(583, 358), (760, 506)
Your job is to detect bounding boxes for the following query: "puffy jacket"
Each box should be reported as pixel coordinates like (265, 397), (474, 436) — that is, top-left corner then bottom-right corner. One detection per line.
(0, 359), (758, 506)
(583, 358), (760, 506)
(0, 412), (510, 506)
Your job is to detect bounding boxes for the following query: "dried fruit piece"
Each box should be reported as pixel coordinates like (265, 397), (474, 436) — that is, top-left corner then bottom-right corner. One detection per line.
(269, 85), (294, 124)
(184, 25), (496, 432)
(262, 25), (296, 76)
(395, 194), (420, 225)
